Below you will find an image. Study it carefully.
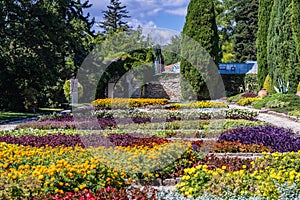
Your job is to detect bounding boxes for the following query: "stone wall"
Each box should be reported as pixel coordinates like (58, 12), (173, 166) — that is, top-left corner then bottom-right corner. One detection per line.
(143, 73), (181, 102)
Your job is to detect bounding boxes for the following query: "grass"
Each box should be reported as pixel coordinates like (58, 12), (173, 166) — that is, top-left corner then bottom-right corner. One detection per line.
(0, 108), (64, 124)
(0, 112), (38, 123)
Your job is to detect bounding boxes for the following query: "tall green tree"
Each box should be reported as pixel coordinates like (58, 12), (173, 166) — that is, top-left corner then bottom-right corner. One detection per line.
(99, 0), (130, 34)
(180, 0), (220, 100)
(256, 0), (274, 89)
(267, 0), (299, 93)
(163, 35), (181, 66)
(232, 0), (259, 62)
(0, 0), (94, 111)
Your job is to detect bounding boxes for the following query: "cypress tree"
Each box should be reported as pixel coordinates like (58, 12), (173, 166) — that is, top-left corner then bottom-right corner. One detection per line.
(99, 0), (130, 34)
(292, 0), (300, 91)
(268, 0), (299, 93)
(180, 0), (220, 100)
(256, 0), (274, 89)
(232, 0), (259, 62)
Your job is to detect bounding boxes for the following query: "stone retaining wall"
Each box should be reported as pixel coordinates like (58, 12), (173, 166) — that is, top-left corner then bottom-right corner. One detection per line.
(143, 73), (181, 102)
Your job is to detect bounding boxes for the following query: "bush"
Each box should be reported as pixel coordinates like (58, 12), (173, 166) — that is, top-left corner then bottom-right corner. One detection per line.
(263, 74), (275, 94)
(297, 82), (300, 92)
(227, 93), (244, 103)
(63, 80), (83, 103)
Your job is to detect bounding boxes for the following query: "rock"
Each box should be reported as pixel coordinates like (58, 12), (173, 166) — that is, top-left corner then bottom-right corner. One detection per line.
(258, 88), (268, 98)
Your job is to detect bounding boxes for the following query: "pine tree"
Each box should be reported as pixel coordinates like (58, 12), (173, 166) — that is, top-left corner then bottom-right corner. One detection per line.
(99, 0), (130, 34)
(232, 0), (258, 62)
(180, 0), (221, 100)
(256, 0), (274, 89)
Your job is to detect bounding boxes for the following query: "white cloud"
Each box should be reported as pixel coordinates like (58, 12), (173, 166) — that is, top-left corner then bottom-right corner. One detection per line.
(128, 18), (157, 29)
(142, 28), (180, 45)
(165, 7), (187, 16)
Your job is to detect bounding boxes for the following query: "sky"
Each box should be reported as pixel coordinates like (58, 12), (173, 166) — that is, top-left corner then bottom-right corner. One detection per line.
(85, 0), (189, 43)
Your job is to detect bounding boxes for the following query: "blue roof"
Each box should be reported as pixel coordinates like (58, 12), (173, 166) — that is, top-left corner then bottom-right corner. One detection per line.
(218, 63), (256, 75)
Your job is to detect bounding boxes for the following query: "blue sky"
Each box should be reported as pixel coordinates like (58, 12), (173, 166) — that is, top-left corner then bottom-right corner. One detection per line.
(86, 0), (189, 33)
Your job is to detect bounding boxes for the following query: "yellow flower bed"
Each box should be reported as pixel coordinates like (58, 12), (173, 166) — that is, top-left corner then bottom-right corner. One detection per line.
(91, 98), (169, 108)
(171, 101), (228, 109)
(0, 141), (196, 197)
(237, 97), (262, 106)
(177, 151), (300, 199)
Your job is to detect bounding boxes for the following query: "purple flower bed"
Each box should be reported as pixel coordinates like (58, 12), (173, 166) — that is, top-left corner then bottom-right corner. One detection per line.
(0, 133), (169, 148)
(0, 134), (83, 148)
(16, 121), (76, 129)
(218, 125), (300, 152)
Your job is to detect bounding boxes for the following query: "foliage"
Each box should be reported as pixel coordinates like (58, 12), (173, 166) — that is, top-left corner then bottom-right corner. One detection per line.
(237, 98), (262, 106)
(163, 35), (181, 66)
(99, 0), (130, 34)
(263, 74), (275, 94)
(244, 74), (259, 93)
(297, 82), (300, 92)
(63, 80), (84, 103)
(288, 110), (300, 118)
(256, 0), (274, 89)
(0, 0), (94, 111)
(227, 93), (244, 103)
(232, 0), (258, 62)
(253, 93), (300, 112)
(91, 29), (155, 100)
(221, 74), (245, 97)
(268, 0), (300, 94)
(91, 98), (168, 108)
(219, 125), (300, 152)
(181, 0), (221, 100)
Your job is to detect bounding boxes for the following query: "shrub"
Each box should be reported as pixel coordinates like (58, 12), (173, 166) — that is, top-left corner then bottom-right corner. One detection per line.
(227, 93), (244, 103)
(263, 74), (275, 94)
(297, 82), (300, 92)
(63, 80), (83, 103)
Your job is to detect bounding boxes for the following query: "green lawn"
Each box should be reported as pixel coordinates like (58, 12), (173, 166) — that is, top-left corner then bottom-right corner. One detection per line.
(0, 108), (63, 123)
(0, 112), (38, 123)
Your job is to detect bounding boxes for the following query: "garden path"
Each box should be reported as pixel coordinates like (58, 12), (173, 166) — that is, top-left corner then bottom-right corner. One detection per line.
(0, 117), (39, 131)
(229, 104), (300, 134)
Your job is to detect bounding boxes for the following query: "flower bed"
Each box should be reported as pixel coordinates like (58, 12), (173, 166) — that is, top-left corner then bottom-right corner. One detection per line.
(168, 101), (228, 109)
(91, 98), (169, 108)
(177, 151), (300, 199)
(237, 97), (262, 106)
(219, 126), (300, 152)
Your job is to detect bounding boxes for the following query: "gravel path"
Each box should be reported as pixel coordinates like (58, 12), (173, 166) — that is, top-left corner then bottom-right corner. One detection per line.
(229, 104), (300, 134)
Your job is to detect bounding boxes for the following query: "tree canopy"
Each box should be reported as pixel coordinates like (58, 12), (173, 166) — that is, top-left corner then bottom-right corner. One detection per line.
(0, 0), (94, 111)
